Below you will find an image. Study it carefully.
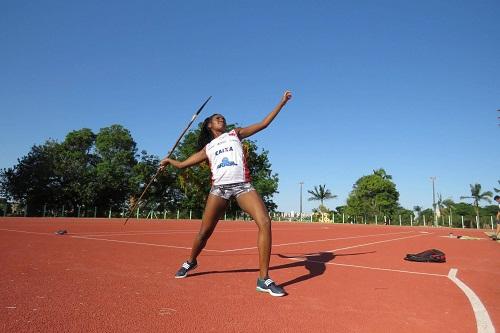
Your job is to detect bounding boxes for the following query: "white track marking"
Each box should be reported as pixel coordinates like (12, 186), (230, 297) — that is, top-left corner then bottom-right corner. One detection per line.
(159, 308), (177, 316)
(328, 262), (446, 277)
(448, 269), (495, 333)
(326, 233), (429, 253)
(0, 227), (221, 251)
(70, 235), (220, 252)
(284, 256), (447, 277)
(75, 231), (199, 237)
(75, 228), (260, 237)
(273, 231), (414, 247)
(2, 225), (493, 331)
(220, 231), (419, 253)
(72, 226), (325, 237)
(0, 228), (53, 236)
(219, 245), (259, 252)
(280, 259), (494, 331)
(71, 230), (200, 235)
(0, 227), (428, 254)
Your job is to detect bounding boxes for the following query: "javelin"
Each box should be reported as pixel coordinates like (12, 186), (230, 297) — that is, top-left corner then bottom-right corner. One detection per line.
(124, 96), (212, 225)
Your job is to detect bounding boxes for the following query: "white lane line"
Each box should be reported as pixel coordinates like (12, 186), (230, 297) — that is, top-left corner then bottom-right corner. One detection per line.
(219, 245), (258, 252)
(76, 231), (199, 237)
(280, 251), (494, 332)
(72, 230), (199, 235)
(76, 229), (260, 237)
(220, 231), (420, 253)
(0, 228), (221, 252)
(326, 233), (429, 253)
(273, 231), (415, 247)
(0, 228), (53, 236)
(284, 257), (447, 277)
(73, 226), (327, 237)
(328, 261), (446, 277)
(70, 235), (222, 252)
(447, 269), (495, 333)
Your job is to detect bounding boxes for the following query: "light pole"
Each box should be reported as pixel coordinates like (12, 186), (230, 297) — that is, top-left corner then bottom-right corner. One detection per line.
(430, 176), (437, 227)
(299, 182), (304, 221)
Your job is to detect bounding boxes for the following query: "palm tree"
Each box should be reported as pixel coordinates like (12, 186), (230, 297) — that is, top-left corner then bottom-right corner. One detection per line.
(308, 185), (337, 208)
(442, 198), (455, 226)
(442, 198), (454, 215)
(436, 193), (444, 219)
(460, 183), (493, 229)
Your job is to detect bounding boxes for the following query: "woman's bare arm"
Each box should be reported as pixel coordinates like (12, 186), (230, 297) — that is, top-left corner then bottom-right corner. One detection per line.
(237, 91), (292, 139)
(160, 148), (208, 170)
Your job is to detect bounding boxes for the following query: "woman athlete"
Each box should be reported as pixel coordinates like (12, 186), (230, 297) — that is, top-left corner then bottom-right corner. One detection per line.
(160, 91), (292, 297)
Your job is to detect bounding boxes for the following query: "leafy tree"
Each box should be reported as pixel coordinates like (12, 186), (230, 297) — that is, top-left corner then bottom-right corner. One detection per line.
(494, 180), (499, 193)
(393, 206), (414, 225)
(421, 208), (434, 223)
(453, 202), (475, 216)
(166, 128), (215, 217)
(373, 168), (392, 180)
(335, 206), (346, 214)
(452, 202), (475, 228)
(244, 140), (279, 213)
(460, 183), (493, 229)
(481, 205), (499, 217)
(345, 169), (400, 218)
(0, 140), (60, 215)
(129, 151), (182, 215)
(54, 129), (98, 214)
(1, 125), (158, 217)
(1, 122), (280, 219)
(345, 195), (365, 219)
(307, 185), (337, 208)
(312, 204), (333, 214)
(0, 198), (8, 216)
(94, 125), (138, 213)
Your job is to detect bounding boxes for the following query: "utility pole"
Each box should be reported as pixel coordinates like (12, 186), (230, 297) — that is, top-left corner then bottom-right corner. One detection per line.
(299, 182), (304, 221)
(430, 176), (437, 227)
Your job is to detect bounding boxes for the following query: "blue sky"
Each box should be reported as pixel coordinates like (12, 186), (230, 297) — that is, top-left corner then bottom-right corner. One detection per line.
(1, 1), (499, 213)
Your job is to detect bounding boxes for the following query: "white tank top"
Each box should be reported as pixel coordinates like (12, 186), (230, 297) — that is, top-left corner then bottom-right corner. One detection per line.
(205, 129), (251, 185)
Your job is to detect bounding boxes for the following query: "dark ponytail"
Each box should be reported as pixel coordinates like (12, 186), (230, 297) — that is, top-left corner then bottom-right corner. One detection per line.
(197, 115), (216, 151)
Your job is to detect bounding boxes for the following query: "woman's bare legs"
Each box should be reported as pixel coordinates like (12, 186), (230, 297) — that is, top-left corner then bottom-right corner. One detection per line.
(188, 194), (228, 262)
(236, 190), (272, 279)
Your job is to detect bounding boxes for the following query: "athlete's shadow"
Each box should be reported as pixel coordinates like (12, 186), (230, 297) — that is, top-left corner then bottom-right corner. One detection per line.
(276, 251), (374, 287)
(188, 251), (374, 287)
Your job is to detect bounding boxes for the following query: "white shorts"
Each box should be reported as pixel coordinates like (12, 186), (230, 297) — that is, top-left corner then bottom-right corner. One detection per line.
(209, 182), (255, 200)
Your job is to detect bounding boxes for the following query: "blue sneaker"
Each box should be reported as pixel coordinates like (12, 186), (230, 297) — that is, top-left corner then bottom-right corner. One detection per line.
(175, 260), (198, 278)
(256, 277), (286, 297)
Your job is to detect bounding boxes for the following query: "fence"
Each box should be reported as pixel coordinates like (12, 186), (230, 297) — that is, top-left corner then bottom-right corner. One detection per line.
(273, 212), (496, 230)
(0, 203), (255, 221)
(0, 204), (496, 230)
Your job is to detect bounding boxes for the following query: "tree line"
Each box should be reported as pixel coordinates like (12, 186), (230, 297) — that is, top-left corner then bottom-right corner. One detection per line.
(0, 123), (279, 218)
(307, 171), (499, 227)
(1, 124), (497, 226)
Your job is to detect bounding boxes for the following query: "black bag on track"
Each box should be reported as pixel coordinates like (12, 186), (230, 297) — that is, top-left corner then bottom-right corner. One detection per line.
(404, 249), (446, 263)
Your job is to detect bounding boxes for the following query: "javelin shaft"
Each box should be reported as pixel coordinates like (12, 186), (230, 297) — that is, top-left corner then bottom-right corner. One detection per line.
(163, 96), (212, 159)
(124, 96), (212, 225)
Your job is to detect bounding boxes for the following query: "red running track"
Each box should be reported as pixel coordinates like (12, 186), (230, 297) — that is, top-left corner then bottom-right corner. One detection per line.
(0, 217), (498, 332)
